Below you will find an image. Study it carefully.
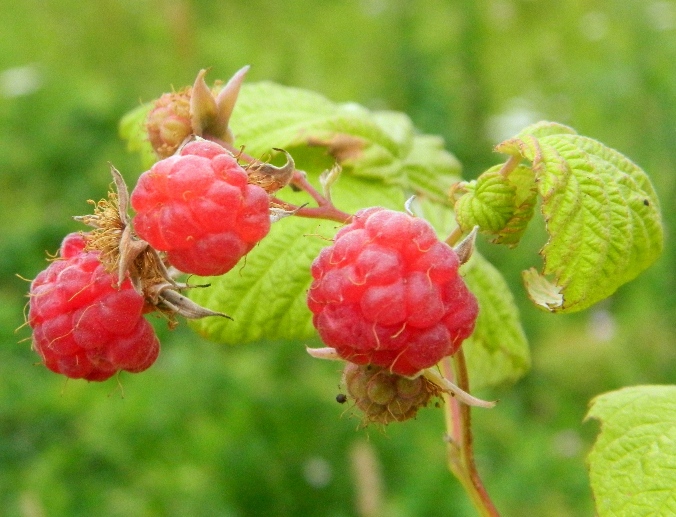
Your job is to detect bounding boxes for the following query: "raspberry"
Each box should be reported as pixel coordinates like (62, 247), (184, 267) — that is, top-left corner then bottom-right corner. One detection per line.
(146, 89), (192, 159)
(343, 363), (439, 424)
(308, 207), (478, 377)
(28, 233), (160, 381)
(130, 140), (271, 276)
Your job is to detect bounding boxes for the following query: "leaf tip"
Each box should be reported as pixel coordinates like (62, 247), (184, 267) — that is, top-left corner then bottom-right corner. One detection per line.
(522, 268), (564, 311)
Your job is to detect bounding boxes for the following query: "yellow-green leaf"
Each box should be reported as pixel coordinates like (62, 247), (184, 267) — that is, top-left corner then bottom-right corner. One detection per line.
(587, 386), (676, 516)
(496, 121), (663, 312)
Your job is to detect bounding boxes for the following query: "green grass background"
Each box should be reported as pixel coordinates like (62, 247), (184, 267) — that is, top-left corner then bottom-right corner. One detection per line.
(1, 1), (675, 515)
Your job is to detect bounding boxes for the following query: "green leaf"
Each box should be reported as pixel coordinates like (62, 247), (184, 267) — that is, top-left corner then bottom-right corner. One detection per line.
(399, 134), (462, 203)
(515, 120), (577, 140)
(232, 81), (461, 195)
(494, 121), (663, 313)
(118, 80), (462, 197)
(455, 167), (518, 232)
(462, 253), (530, 390)
(586, 386), (676, 516)
(454, 164), (537, 248)
(118, 102), (157, 169)
(495, 165), (538, 247)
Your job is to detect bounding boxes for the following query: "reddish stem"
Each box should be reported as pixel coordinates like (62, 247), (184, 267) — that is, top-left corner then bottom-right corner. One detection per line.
(272, 197), (352, 224)
(290, 170), (327, 206)
(441, 352), (500, 517)
(205, 134), (353, 225)
(498, 154), (521, 177)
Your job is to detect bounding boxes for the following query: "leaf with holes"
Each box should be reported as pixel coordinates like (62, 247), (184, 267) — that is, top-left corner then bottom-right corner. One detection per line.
(484, 121), (662, 312)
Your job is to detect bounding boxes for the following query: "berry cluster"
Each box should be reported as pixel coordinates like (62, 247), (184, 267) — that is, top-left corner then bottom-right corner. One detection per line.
(308, 207), (478, 377)
(26, 67), (481, 410)
(26, 68), (285, 383)
(27, 137), (274, 382)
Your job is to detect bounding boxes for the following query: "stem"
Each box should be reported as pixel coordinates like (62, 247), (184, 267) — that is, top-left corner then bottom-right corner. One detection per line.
(205, 135), (353, 225)
(445, 226), (464, 247)
(272, 197), (352, 225)
(441, 352), (500, 517)
(290, 170), (326, 205)
(497, 154), (521, 178)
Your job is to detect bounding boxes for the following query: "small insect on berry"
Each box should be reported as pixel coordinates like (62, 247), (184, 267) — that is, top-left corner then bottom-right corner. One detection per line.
(336, 393), (348, 404)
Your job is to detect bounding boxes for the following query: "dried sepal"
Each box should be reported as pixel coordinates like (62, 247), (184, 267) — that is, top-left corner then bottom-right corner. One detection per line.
(422, 367), (496, 408)
(306, 346), (342, 361)
(147, 283), (230, 321)
(246, 148), (295, 195)
(213, 65), (249, 143)
(404, 195), (416, 216)
(269, 206), (303, 224)
(319, 163), (342, 202)
(74, 166), (129, 280)
(190, 69), (219, 138)
(453, 226), (478, 266)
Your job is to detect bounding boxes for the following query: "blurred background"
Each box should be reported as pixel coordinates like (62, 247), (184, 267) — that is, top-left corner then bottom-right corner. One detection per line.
(1, 0), (675, 515)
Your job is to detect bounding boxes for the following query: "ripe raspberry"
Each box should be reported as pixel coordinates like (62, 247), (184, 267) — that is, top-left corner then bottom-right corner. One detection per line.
(343, 362), (439, 424)
(308, 207), (478, 377)
(130, 140), (271, 276)
(28, 233), (160, 381)
(146, 89), (192, 159)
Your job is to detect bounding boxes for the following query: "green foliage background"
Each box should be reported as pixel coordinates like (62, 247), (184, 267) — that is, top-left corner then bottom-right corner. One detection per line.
(1, 1), (674, 515)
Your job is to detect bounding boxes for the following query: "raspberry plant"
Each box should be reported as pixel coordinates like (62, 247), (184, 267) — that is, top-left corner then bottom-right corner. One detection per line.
(26, 67), (665, 516)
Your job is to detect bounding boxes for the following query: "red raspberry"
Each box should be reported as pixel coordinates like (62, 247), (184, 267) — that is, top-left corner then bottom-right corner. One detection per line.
(28, 233), (160, 381)
(308, 207), (478, 377)
(130, 140), (271, 276)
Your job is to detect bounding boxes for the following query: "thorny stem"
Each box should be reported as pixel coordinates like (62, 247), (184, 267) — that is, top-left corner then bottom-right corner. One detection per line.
(441, 351), (500, 517)
(205, 134), (353, 224)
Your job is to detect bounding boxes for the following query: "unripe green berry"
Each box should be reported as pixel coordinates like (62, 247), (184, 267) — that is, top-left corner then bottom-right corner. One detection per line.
(342, 363), (440, 425)
(146, 89), (192, 159)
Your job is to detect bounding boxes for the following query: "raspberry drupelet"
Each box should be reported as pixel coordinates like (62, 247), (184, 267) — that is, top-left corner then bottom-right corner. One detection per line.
(307, 207), (478, 377)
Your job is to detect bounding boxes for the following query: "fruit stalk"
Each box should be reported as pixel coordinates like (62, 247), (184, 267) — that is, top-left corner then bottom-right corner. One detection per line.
(205, 136), (353, 224)
(441, 352), (500, 517)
